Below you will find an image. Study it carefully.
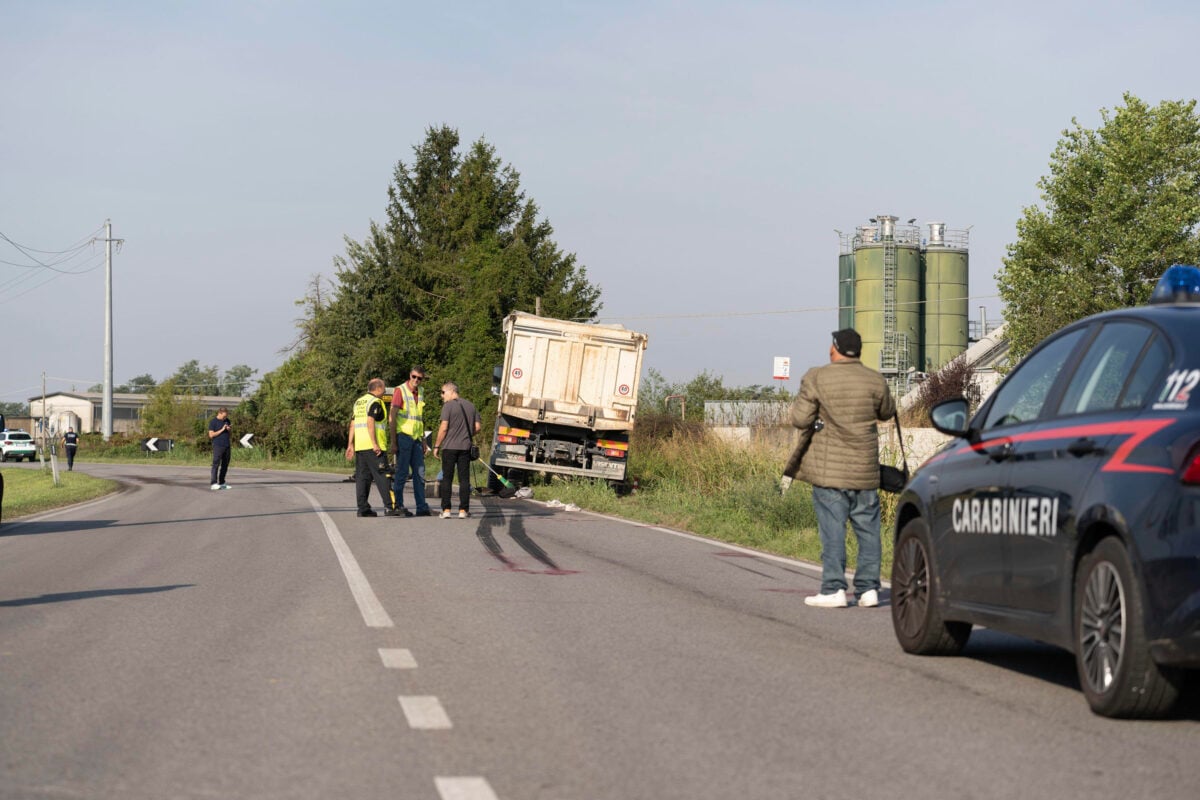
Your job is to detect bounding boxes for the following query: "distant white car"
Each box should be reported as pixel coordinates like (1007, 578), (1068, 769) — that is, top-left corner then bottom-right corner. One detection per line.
(0, 430), (37, 462)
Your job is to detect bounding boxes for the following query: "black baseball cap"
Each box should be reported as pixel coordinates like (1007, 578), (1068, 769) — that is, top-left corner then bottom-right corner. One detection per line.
(832, 328), (862, 358)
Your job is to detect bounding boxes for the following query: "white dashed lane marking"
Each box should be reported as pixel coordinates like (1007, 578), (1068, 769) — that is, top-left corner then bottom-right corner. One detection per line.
(435, 776), (500, 800)
(399, 695), (453, 730)
(379, 647), (418, 669)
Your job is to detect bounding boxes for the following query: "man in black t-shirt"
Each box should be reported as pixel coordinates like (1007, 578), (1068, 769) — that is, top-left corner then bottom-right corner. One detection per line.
(208, 408), (232, 490)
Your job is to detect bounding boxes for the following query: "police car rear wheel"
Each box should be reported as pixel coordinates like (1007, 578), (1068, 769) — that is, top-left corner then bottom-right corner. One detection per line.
(891, 518), (971, 655)
(1074, 537), (1181, 718)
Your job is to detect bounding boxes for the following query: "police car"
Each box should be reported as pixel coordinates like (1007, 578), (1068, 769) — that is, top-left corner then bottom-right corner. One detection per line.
(891, 265), (1200, 718)
(0, 430), (37, 463)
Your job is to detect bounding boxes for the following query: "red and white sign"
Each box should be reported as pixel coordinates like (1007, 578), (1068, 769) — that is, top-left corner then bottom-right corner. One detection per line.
(773, 356), (790, 380)
(618, 383), (631, 395)
(512, 368), (523, 379)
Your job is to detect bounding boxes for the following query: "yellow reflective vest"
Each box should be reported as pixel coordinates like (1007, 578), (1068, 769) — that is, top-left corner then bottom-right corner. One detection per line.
(352, 393), (388, 452)
(394, 383), (425, 439)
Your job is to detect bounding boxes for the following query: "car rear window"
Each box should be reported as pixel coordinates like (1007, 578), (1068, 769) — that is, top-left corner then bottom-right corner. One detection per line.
(6, 433), (32, 441)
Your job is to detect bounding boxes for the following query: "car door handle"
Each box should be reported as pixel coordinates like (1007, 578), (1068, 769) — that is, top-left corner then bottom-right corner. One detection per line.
(1067, 437), (1103, 457)
(985, 442), (1014, 462)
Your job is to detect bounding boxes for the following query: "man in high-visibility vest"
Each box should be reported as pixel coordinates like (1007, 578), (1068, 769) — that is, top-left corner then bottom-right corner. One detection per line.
(346, 377), (401, 517)
(389, 365), (433, 516)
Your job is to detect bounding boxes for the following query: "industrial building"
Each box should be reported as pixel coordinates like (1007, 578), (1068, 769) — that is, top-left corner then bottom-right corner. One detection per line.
(839, 215), (971, 394)
(28, 391), (243, 435)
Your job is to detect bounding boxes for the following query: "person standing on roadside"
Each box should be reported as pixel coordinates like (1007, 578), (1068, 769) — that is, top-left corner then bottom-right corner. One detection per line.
(785, 328), (895, 609)
(62, 427), (80, 471)
(432, 382), (481, 519)
(346, 378), (402, 517)
(208, 408), (233, 490)
(389, 366), (432, 517)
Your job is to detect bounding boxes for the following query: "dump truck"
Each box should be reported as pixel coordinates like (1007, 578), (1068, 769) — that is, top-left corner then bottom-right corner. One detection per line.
(490, 312), (649, 486)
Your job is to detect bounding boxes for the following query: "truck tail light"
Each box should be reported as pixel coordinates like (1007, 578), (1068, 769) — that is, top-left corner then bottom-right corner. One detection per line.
(596, 439), (628, 459)
(497, 434), (520, 444)
(499, 426), (530, 440)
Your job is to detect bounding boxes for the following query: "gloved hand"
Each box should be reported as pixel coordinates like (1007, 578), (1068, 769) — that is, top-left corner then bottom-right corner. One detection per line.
(779, 475), (793, 494)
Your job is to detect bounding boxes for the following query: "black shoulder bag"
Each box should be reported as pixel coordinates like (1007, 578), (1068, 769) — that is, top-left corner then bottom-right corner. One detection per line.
(879, 411), (910, 493)
(458, 403), (480, 461)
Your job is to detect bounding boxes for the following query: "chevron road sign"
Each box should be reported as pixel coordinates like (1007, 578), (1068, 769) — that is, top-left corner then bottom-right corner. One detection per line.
(140, 437), (174, 453)
(240, 433), (254, 449)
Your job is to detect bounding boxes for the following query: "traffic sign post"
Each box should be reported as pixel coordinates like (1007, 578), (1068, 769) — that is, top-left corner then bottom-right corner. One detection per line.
(773, 356), (790, 393)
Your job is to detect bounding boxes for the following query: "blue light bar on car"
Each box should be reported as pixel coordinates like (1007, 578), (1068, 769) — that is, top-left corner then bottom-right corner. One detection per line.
(1149, 264), (1200, 304)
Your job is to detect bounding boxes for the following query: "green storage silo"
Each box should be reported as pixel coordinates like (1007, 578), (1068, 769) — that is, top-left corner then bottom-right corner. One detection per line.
(853, 217), (921, 376)
(838, 251), (855, 330)
(922, 222), (969, 371)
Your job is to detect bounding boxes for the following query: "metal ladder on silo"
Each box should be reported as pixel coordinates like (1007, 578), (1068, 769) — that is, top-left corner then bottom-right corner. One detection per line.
(880, 240), (897, 374)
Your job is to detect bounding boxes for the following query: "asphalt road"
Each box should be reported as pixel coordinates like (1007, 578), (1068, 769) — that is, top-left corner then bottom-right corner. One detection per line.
(1, 462), (1197, 799)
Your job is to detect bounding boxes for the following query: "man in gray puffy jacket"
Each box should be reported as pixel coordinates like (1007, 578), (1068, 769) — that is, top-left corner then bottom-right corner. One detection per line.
(785, 328), (896, 608)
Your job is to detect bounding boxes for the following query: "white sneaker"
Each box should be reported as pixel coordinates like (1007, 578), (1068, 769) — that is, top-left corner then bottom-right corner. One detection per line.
(804, 589), (848, 608)
(219, 483), (231, 490)
(858, 589), (879, 608)
(210, 483), (220, 491)
(440, 510), (451, 519)
(458, 509), (468, 519)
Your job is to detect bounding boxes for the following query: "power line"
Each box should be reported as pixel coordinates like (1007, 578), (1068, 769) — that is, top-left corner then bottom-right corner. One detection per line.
(0, 224), (109, 303)
(593, 293), (1002, 324)
(0, 224), (104, 255)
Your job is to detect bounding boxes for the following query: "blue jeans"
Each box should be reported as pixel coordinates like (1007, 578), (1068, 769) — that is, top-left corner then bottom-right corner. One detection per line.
(811, 486), (881, 595)
(392, 434), (429, 512)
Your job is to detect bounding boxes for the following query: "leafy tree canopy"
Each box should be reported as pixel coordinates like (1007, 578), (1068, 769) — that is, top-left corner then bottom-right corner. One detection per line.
(998, 93), (1200, 360)
(252, 125), (603, 453)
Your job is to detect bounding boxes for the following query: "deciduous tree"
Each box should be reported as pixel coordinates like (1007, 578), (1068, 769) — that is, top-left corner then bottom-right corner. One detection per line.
(998, 94), (1200, 360)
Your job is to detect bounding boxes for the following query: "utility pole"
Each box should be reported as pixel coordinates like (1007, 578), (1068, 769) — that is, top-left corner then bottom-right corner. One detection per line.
(41, 372), (60, 485)
(97, 219), (124, 441)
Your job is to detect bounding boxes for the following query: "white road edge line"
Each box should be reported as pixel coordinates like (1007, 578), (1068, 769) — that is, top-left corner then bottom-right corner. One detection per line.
(295, 487), (394, 628)
(378, 647), (417, 669)
(435, 776), (499, 800)
(532, 500), (892, 588)
(399, 695), (453, 729)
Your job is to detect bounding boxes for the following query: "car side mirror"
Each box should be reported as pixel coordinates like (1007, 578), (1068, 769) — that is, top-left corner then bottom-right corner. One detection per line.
(930, 398), (971, 438)
(491, 364), (503, 397)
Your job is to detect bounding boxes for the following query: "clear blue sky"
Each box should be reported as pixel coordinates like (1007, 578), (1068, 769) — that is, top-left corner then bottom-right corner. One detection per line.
(3, 0), (1197, 404)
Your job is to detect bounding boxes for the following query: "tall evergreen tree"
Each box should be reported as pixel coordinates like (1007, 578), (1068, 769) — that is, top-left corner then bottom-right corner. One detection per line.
(252, 126), (602, 453)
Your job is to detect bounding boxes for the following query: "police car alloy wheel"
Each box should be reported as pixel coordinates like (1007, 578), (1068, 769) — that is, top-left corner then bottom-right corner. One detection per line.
(1074, 538), (1182, 718)
(891, 518), (972, 655)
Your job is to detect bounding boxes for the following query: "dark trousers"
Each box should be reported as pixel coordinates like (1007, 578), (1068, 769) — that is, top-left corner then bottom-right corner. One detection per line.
(355, 449), (392, 513)
(440, 449), (472, 512)
(65, 445), (77, 469)
(211, 446), (231, 485)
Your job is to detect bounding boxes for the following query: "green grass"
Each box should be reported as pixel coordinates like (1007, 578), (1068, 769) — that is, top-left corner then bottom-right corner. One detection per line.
(0, 466), (119, 520)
